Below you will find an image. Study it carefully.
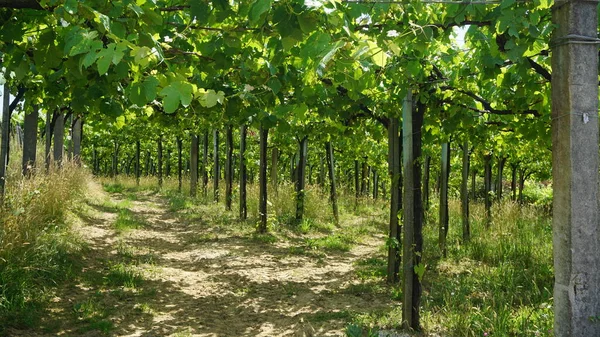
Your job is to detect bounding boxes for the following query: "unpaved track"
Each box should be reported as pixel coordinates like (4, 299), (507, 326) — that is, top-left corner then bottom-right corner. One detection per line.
(8, 188), (397, 337)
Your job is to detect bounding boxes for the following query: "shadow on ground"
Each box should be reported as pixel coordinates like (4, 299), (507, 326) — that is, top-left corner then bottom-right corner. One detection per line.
(7, 190), (397, 337)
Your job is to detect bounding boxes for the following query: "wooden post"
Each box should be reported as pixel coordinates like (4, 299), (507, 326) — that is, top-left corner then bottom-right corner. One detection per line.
(158, 136), (163, 188)
(484, 154), (492, 227)
(461, 140), (470, 242)
(0, 84), (9, 201)
(190, 134), (199, 197)
(471, 168), (477, 200)
(53, 113), (64, 167)
(202, 131), (209, 197)
(295, 136), (308, 222)
(387, 116), (401, 284)
(22, 106), (38, 175)
(258, 126), (269, 233)
(402, 90), (423, 330)
(45, 110), (52, 171)
(239, 124), (247, 220)
(225, 125), (233, 210)
(135, 141), (141, 185)
(496, 156), (506, 200)
(373, 170), (378, 199)
(439, 142), (450, 257)
(325, 141), (339, 225)
(145, 150), (151, 176)
(72, 116), (82, 165)
(423, 155), (431, 211)
(213, 129), (219, 202)
(177, 137), (182, 192)
(354, 159), (360, 202)
(361, 160), (368, 196)
(270, 147), (278, 194)
(510, 163), (518, 201)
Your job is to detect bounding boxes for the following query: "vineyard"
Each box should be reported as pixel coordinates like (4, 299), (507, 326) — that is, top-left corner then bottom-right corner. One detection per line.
(0, 0), (598, 336)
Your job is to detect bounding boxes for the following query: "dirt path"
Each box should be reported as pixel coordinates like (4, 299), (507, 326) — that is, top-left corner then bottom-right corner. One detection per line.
(9, 186), (399, 337)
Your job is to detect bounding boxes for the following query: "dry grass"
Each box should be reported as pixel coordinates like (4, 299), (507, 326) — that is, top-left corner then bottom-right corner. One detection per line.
(0, 141), (91, 330)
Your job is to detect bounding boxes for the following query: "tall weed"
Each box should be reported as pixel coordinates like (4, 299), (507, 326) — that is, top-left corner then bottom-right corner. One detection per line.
(0, 158), (89, 329)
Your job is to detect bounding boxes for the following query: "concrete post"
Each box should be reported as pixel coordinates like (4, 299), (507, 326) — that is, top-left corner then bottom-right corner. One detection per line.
(552, 0), (600, 335)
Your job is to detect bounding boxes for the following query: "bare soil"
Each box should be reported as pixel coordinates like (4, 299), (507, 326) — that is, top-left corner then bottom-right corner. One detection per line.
(7, 186), (400, 337)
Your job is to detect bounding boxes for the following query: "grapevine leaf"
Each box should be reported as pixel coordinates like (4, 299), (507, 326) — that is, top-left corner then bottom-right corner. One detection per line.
(159, 81), (194, 113)
(143, 76), (159, 102)
(190, 1), (211, 23)
(115, 115), (126, 129)
(249, 0), (272, 25)
(267, 78), (282, 95)
(202, 90), (225, 108)
(64, 0), (78, 14)
(96, 46), (114, 75)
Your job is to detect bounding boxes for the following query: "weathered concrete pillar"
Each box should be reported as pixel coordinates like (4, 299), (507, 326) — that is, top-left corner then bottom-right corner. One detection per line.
(552, 1), (600, 335)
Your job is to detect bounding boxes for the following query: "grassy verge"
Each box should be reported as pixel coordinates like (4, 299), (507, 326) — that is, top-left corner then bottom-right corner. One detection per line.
(0, 162), (89, 331)
(347, 199), (553, 337)
(98, 176), (385, 252)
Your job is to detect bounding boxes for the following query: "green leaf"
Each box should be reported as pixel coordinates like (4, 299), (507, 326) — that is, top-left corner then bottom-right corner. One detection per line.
(97, 13), (111, 32)
(300, 31), (331, 60)
(65, 28), (99, 56)
(267, 77), (282, 95)
(131, 46), (152, 67)
(320, 41), (345, 69)
(191, 1), (211, 23)
(298, 13), (318, 34)
(501, 0), (516, 9)
(96, 47), (114, 75)
(144, 106), (154, 117)
(128, 83), (146, 106)
(414, 263), (426, 282)
(128, 76), (158, 106)
(293, 103), (308, 119)
(161, 90), (180, 114)
(213, 0), (229, 11)
(249, 0), (273, 25)
(64, 0), (78, 14)
(115, 115), (126, 129)
(81, 50), (99, 68)
(202, 90), (225, 108)
(94, 43), (126, 75)
(142, 76), (159, 102)
(159, 81), (194, 113)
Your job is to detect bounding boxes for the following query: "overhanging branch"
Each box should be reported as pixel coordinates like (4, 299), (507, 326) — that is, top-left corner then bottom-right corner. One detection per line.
(441, 86), (540, 117)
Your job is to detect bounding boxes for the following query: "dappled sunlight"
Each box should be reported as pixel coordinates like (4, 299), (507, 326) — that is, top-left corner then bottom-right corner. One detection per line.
(7, 180), (396, 337)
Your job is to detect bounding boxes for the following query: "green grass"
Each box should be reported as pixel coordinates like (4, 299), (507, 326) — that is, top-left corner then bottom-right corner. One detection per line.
(134, 302), (155, 315)
(251, 232), (279, 244)
(113, 209), (147, 232)
(72, 293), (114, 335)
(96, 198), (131, 212)
(165, 191), (195, 212)
(102, 182), (126, 194)
(185, 233), (219, 244)
(89, 176), (556, 336)
(309, 310), (353, 323)
(348, 199), (554, 337)
(305, 234), (353, 252)
(105, 263), (144, 288)
(354, 257), (387, 281)
(0, 160), (89, 332)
